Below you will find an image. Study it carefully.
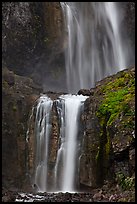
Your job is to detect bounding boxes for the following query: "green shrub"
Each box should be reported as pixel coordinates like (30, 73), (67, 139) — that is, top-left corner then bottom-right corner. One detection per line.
(116, 172), (135, 190)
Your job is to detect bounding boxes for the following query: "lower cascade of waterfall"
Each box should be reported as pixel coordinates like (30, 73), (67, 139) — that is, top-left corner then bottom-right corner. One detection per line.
(34, 95), (53, 192)
(55, 94), (88, 192)
(31, 94), (88, 193)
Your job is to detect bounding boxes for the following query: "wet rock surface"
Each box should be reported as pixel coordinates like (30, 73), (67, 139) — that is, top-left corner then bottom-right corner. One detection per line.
(2, 183), (135, 202)
(15, 192), (93, 202)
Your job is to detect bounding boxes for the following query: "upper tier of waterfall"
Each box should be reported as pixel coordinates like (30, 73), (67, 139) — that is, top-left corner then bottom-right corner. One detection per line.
(61, 2), (132, 93)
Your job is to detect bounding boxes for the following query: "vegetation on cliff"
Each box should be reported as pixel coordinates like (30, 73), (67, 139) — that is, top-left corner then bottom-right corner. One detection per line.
(95, 67), (135, 200)
(97, 68), (135, 126)
(80, 67), (135, 201)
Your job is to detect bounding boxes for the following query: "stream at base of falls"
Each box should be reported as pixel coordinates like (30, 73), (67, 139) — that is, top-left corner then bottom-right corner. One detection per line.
(15, 192), (93, 202)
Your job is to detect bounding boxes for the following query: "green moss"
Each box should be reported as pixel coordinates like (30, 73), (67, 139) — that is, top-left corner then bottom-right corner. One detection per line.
(95, 70), (135, 185)
(116, 172), (135, 190)
(101, 71), (134, 93)
(123, 118), (134, 128)
(105, 132), (110, 157)
(2, 80), (9, 88)
(44, 37), (49, 43)
(97, 88), (130, 125)
(13, 105), (17, 112)
(95, 135), (111, 162)
(95, 149), (100, 161)
(97, 72), (135, 126)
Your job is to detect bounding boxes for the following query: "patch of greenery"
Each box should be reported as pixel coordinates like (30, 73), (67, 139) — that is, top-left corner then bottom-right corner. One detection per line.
(2, 81), (9, 90)
(116, 172), (135, 190)
(105, 132), (110, 157)
(95, 149), (100, 161)
(97, 88), (129, 125)
(44, 37), (49, 43)
(13, 105), (17, 112)
(95, 70), (135, 183)
(97, 72), (135, 126)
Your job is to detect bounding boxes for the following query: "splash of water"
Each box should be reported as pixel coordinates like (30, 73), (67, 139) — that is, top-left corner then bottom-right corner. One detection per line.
(61, 2), (130, 93)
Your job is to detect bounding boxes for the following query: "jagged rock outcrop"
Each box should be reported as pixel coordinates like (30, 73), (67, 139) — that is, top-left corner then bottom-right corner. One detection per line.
(80, 67), (135, 189)
(2, 67), (42, 190)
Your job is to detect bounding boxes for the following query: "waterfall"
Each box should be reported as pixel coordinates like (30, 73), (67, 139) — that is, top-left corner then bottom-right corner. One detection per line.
(32, 94), (88, 192)
(29, 2), (133, 193)
(34, 95), (53, 192)
(61, 2), (131, 93)
(54, 94), (88, 192)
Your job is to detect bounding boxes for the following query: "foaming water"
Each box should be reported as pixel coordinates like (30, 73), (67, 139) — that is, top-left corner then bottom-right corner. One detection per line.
(61, 2), (132, 93)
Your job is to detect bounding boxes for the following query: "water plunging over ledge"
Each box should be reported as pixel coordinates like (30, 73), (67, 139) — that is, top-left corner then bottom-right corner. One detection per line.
(32, 94), (88, 193)
(54, 94), (88, 192)
(61, 2), (132, 93)
(34, 95), (53, 192)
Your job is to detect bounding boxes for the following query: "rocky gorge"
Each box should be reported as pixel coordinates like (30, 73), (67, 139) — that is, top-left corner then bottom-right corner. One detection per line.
(2, 2), (135, 202)
(2, 66), (135, 202)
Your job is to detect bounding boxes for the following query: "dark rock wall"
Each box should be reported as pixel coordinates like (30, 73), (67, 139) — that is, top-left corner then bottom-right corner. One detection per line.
(121, 2), (135, 65)
(2, 67), (42, 190)
(2, 2), (66, 92)
(79, 67), (135, 188)
(79, 97), (101, 188)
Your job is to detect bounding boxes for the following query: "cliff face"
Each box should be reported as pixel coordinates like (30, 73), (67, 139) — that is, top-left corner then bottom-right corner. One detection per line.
(80, 67), (135, 189)
(2, 2), (66, 92)
(2, 67), (42, 190)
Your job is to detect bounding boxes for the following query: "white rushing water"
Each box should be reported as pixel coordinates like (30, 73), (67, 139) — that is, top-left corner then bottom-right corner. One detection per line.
(32, 94), (88, 193)
(34, 95), (53, 192)
(61, 2), (130, 93)
(54, 94), (88, 192)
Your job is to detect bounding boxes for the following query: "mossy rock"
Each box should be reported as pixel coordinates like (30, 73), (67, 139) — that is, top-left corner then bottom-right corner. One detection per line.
(96, 68), (135, 126)
(95, 67), (135, 184)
